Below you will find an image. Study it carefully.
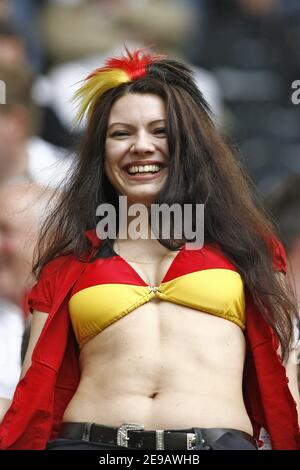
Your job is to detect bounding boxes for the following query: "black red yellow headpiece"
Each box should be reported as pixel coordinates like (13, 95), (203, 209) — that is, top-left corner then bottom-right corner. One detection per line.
(74, 47), (165, 123)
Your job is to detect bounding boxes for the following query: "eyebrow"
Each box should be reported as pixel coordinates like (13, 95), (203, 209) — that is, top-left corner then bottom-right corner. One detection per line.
(107, 119), (166, 129)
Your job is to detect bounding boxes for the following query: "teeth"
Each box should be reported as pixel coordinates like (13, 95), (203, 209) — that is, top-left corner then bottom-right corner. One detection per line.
(127, 164), (161, 174)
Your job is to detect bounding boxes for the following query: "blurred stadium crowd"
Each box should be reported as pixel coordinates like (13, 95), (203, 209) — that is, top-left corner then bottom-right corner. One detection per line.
(0, 0), (299, 400)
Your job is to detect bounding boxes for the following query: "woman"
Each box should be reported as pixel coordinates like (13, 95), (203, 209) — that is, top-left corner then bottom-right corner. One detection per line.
(0, 48), (299, 450)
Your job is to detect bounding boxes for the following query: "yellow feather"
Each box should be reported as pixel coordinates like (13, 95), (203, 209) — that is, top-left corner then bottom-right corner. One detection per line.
(73, 69), (131, 124)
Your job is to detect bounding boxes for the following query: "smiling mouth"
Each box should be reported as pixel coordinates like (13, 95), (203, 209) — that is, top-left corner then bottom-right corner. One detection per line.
(123, 162), (167, 176)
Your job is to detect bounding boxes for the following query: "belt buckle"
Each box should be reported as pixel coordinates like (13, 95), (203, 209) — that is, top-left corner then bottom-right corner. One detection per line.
(156, 430), (164, 450)
(187, 433), (197, 450)
(82, 422), (93, 442)
(117, 423), (145, 447)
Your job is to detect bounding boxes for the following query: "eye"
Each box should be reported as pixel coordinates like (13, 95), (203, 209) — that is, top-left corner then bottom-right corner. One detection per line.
(153, 127), (167, 136)
(110, 130), (130, 138)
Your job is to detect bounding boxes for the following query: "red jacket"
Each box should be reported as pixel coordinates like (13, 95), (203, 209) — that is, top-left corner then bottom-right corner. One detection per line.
(0, 233), (299, 449)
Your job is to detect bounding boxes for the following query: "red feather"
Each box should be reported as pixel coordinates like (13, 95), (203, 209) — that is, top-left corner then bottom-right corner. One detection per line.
(88, 47), (165, 81)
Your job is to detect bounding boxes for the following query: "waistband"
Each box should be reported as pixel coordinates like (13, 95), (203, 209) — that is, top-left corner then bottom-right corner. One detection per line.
(59, 421), (257, 450)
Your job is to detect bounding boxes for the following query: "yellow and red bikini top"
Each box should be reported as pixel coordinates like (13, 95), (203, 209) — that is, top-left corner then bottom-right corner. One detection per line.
(69, 238), (245, 349)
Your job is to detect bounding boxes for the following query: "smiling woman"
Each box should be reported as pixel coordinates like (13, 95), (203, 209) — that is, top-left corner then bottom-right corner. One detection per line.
(0, 48), (299, 451)
(104, 93), (169, 207)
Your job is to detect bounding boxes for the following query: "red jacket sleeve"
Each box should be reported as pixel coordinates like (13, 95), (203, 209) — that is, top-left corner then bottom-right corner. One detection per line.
(27, 254), (73, 314)
(27, 263), (57, 314)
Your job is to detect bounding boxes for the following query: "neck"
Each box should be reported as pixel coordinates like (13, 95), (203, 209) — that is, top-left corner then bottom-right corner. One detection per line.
(118, 200), (154, 241)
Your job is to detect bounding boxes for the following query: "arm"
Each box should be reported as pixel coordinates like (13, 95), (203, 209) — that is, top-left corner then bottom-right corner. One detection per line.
(0, 310), (49, 424)
(20, 310), (49, 380)
(0, 398), (11, 423)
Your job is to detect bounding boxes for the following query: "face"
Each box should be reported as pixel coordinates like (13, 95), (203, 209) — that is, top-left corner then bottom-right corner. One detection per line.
(0, 38), (26, 67)
(0, 189), (37, 304)
(104, 93), (169, 206)
(0, 108), (26, 181)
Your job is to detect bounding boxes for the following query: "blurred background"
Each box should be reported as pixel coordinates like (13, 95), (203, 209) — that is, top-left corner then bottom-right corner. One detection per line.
(0, 0), (299, 190)
(0, 0), (299, 396)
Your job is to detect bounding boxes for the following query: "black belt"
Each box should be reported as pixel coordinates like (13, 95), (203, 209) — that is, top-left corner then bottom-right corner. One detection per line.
(59, 422), (257, 450)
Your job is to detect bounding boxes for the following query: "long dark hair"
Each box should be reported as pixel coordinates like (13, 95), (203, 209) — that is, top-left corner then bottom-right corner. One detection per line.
(34, 59), (297, 361)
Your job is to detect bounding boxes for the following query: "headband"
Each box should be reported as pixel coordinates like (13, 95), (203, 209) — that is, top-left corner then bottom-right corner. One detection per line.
(73, 47), (165, 124)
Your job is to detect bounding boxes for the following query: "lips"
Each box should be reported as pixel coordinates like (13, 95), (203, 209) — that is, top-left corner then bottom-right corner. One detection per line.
(122, 166), (167, 181)
(122, 160), (167, 173)
(121, 159), (168, 181)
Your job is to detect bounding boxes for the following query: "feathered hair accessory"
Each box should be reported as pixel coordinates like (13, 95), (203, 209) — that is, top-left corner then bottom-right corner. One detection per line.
(73, 47), (165, 124)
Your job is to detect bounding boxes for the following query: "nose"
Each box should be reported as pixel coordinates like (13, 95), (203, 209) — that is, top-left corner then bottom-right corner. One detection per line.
(130, 132), (155, 155)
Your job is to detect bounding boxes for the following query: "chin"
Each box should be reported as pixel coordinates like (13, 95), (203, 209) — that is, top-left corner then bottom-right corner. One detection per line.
(127, 194), (158, 206)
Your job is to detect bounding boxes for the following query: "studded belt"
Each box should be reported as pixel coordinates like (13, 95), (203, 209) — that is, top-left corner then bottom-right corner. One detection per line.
(59, 422), (257, 450)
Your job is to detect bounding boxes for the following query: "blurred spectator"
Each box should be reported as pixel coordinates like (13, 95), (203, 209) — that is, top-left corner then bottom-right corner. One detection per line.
(0, 1), (44, 72)
(10, 0), (44, 72)
(0, 183), (53, 304)
(0, 20), (27, 68)
(190, 0), (300, 191)
(267, 175), (300, 304)
(266, 175), (300, 385)
(0, 0), (10, 21)
(39, 0), (196, 66)
(0, 298), (23, 399)
(0, 64), (72, 188)
(0, 182), (54, 398)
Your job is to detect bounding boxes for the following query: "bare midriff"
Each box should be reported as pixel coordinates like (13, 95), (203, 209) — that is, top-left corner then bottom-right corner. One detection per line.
(63, 299), (253, 434)
(63, 241), (253, 435)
